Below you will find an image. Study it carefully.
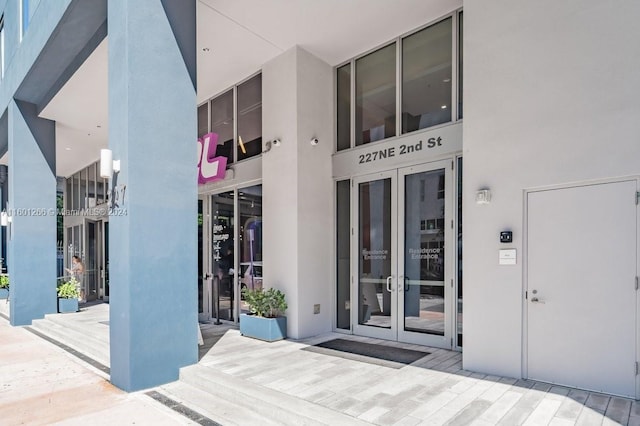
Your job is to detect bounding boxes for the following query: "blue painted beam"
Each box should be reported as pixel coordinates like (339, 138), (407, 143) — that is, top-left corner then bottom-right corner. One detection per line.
(108, 0), (198, 392)
(8, 99), (57, 326)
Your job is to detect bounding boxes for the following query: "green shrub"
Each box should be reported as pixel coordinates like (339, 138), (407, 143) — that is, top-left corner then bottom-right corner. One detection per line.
(0, 275), (8, 289)
(57, 278), (80, 299)
(241, 287), (287, 318)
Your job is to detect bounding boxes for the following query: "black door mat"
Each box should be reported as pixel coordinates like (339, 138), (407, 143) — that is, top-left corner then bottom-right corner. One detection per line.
(302, 338), (430, 369)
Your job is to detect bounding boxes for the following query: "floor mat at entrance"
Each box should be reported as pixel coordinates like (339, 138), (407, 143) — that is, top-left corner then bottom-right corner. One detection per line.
(303, 338), (430, 368)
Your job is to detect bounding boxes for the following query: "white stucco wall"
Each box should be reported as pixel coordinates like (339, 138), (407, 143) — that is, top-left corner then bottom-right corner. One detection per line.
(262, 47), (334, 338)
(463, 1), (640, 378)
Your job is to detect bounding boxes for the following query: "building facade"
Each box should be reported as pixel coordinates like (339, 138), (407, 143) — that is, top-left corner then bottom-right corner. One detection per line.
(1, 0), (638, 398)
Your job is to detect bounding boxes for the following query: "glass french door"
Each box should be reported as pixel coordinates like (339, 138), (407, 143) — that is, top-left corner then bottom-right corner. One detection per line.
(352, 160), (453, 348)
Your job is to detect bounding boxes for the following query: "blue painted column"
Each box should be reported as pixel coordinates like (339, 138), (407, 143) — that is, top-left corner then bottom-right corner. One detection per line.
(108, 0), (198, 391)
(8, 100), (57, 326)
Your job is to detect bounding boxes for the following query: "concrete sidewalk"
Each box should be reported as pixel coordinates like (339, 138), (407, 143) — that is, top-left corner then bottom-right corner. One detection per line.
(2, 300), (640, 425)
(0, 309), (195, 425)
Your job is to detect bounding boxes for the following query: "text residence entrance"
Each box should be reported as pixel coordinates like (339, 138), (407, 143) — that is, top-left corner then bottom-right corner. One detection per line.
(352, 159), (455, 349)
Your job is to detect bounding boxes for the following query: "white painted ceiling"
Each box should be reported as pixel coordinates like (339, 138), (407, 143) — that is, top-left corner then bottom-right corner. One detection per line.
(39, 0), (460, 177)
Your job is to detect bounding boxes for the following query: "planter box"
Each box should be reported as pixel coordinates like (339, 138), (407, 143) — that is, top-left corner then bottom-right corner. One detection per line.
(239, 313), (286, 342)
(58, 298), (78, 313)
(0, 288), (8, 300)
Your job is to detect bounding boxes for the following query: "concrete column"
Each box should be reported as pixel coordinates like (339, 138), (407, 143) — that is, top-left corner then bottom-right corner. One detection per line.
(262, 47), (334, 339)
(108, 0), (197, 391)
(8, 100), (57, 326)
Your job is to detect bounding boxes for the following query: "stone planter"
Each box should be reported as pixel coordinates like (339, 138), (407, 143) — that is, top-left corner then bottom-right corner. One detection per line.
(58, 297), (78, 313)
(0, 288), (8, 300)
(239, 313), (286, 342)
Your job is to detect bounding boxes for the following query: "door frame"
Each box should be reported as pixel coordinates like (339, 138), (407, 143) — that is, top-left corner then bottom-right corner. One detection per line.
(351, 169), (399, 341)
(350, 158), (456, 349)
(522, 176), (640, 398)
(397, 159), (454, 348)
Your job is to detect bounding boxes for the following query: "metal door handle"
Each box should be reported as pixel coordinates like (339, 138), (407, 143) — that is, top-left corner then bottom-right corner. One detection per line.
(531, 297), (545, 304)
(386, 276), (393, 292)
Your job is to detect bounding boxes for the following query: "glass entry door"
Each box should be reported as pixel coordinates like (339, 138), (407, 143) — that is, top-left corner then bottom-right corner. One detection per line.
(352, 160), (453, 348)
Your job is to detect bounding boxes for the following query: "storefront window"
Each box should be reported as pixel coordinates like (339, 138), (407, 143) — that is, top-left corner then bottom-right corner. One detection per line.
(237, 74), (262, 161)
(402, 17), (452, 133)
(212, 191), (235, 321)
(336, 64), (351, 151)
(239, 185), (262, 315)
(210, 90), (234, 164)
(356, 43), (396, 146)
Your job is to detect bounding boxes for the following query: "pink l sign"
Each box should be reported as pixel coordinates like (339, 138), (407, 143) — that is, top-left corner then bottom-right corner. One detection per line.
(198, 133), (227, 184)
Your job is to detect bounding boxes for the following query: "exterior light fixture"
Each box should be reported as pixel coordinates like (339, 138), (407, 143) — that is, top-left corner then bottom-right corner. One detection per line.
(100, 149), (121, 179)
(0, 212), (8, 227)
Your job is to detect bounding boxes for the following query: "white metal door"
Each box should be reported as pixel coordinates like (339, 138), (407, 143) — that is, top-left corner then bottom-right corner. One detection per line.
(527, 180), (638, 398)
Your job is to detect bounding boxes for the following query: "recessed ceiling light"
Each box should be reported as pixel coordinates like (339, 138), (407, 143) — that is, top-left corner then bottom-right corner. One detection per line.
(441, 105), (448, 109)
(65, 147), (72, 151)
(443, 78), (451, 83)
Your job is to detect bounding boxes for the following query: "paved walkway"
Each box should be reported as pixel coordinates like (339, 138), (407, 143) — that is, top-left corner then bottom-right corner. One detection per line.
(0, 306), (195, 425)
(1, 301), (639, 425)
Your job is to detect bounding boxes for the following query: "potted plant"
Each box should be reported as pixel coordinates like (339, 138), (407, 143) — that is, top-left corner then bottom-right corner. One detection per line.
(57, 277), (80, 313)
(240, 287), (287, 342)
(0, 275), (8, 300)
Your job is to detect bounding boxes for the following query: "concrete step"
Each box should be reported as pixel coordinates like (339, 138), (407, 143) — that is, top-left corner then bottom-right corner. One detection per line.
(158, 381), (280, 426)
(178, 364), (370, 426)
(30, 318), (110, 367)
(43, 312), (110, 343)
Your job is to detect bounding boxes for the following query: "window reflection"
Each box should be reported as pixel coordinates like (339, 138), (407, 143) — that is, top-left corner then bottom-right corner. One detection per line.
(239, 185), (262, 315)
(237, 75), (262, 161)
(337, 64), (351, 151)
(402, 18), (452, 133)
(356, 43), (396, 146)
(210, 90), (234, 164)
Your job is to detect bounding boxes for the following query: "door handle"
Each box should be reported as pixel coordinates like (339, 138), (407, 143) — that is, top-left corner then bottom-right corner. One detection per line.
(386, 276), (393, 292)
(398, 276), (409, 292)
(531, 297), (545, 304)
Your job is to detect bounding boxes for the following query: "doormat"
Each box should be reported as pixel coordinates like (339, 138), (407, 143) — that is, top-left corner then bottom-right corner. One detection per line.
(302, 338), (430, 369)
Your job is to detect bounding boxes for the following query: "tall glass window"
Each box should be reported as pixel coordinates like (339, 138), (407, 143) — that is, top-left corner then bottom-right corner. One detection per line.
(356, 43), (396, 146)
(402, 18), (452, 133)
(239, 185), (263, 315)
(20, 0), (29, 39)
(212, 191), (235, 321)
(336, 64), (351, 151)
(337, 13), (462, 151)
(1, 17), (5, 79)
(197, 103), (208, 138)
(210, 90), (234, 164)
(336, 180), (351, 329)
(458, 12), (463, 120)
(237, 74), (262, 161)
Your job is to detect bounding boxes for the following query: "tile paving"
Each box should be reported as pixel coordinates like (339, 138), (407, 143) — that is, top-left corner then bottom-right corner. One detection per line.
(1, 300), (639, 425)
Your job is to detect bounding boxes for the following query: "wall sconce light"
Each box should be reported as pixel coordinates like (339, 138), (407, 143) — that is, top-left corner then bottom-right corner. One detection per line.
(0, 212), (8, 227)
(476, 189), (491, 205)
(100, 149), (121, 179)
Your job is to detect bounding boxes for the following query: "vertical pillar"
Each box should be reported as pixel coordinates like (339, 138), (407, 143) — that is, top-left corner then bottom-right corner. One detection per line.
(262, 47), (334, 338)
(108, 0), (197, 391)
(8, 100), (57, 326)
